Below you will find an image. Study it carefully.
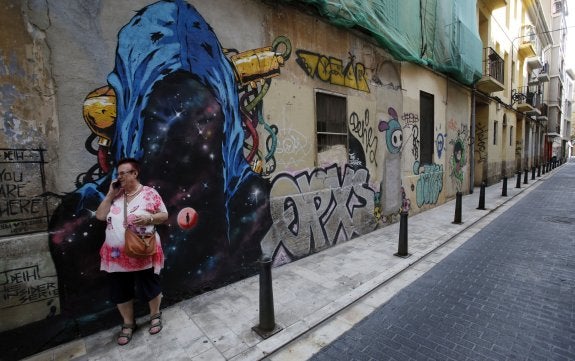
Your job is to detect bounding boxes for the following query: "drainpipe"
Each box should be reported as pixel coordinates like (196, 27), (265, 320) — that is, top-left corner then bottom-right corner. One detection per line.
(469, 86), (476, 194)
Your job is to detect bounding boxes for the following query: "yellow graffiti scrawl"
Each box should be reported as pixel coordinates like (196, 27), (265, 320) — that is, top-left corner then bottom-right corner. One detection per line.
(295, 49), (369, 92)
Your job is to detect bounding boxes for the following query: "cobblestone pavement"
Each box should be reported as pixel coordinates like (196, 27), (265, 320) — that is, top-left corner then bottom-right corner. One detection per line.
(310, 164), (575, 361)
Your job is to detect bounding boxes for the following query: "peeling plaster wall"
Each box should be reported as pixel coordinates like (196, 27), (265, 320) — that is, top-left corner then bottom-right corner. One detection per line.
(0, 0), (59, 332)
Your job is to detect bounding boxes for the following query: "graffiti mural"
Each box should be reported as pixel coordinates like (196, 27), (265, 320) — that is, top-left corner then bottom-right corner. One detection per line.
(413, 162), (444, 207)
(449, 126), (468, 191)
(48, 1), (287, 324)
(295, 50), (369, 92)
(436, 133), (446, 159)
(378, 107), (402, 154)
(261, 164), (377, 266)
(229, 36), (291, 177)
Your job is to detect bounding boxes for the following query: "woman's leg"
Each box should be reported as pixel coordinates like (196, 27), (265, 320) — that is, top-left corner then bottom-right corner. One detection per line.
(116, 300), (135, 345)
(148, 293), (162, 334)
(117, 299), (135, 325)
(148, 293), (161, 315)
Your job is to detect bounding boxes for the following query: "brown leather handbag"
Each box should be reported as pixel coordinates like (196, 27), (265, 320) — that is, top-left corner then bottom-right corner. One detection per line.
(124, 196), (157, 258)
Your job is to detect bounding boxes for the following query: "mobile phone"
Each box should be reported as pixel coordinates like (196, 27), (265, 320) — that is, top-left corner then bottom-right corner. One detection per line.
(112, 181), (121, 189)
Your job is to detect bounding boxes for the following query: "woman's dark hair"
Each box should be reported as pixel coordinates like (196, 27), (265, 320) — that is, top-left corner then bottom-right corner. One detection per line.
(117, 158), (141, 174)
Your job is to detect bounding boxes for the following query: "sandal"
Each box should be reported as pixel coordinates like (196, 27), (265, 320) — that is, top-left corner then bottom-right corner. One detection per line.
(117, 323), (137, 346)
(148, 312), (163, 335)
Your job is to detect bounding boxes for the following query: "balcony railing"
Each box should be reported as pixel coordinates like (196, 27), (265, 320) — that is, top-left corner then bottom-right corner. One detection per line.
(512, 86), (542, 114)
(485, 47), (504, 83)
(476, 47), (504, 93)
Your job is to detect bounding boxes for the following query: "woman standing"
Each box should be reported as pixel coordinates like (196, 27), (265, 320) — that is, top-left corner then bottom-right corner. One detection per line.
(95, 158), (168, 346)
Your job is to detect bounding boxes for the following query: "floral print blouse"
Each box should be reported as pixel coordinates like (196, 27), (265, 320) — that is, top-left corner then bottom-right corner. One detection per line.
(100, 186), (167, 274)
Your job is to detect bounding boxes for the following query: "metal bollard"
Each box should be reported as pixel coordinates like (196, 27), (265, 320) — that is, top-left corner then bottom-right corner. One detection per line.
(394, 211), (411, 258)
(523, 169), (528, 184)
(453, 191), (463, 224)
(477, 181), (486, 210)
(252, 257), (282, 338)
(502, 177), (507, 197)
(542, 163), (546, 175)
(516, 171), (521, 188)
(531, 167), (535, 180)
(537, 165), (541, 177)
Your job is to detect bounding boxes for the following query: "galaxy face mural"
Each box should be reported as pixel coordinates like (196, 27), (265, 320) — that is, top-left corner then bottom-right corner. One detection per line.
(49, 0), (289, 325)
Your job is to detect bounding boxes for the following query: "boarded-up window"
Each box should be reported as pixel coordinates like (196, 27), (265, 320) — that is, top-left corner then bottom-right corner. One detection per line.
(419, 91), (434, 165)
(316, 92), (347, 166)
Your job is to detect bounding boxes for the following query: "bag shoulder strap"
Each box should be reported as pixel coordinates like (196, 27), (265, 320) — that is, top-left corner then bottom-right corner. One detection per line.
(124, 195), (156, 233)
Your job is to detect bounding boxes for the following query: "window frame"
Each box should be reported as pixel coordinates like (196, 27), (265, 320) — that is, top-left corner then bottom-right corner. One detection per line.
(315, 90), (348, 167)
(419, 91), (435, 165)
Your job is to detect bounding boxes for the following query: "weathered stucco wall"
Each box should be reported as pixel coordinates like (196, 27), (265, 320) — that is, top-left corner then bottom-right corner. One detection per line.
(0, 0), (59, 333)
(0, 0), (473, 358)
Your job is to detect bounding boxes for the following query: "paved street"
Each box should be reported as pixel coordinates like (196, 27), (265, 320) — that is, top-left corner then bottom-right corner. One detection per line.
(309, 164), (575, 361)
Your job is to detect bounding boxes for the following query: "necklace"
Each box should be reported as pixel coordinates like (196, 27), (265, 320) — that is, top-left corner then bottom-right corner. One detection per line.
(125, 184), (142, 197)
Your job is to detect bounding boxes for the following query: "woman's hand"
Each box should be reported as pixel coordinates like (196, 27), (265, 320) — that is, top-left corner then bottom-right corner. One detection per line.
(96, 179), (122, 221)
(133, 214), (154, 227)
(108, 179), (123, 197)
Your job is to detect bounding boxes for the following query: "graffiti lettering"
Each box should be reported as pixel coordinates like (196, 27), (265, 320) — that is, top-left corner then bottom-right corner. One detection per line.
(0, 266), (59, 308)
(0, 149), (42, 162)
(0, 149), (48, 235)
(262, 165), (377, 261)
(0, 199), (43, 217)
(349, 110), (378, 166)
(0, 183), (25, 198)
(401, 112), (419, 126)
(411, 126), (419, 160)
(475, 123), (487, 162)
(414, 162), (443, 207)
(295, 50), (369, 92)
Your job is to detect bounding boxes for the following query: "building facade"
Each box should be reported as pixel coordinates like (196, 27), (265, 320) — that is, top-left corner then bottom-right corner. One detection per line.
(0, 0), (569, 358)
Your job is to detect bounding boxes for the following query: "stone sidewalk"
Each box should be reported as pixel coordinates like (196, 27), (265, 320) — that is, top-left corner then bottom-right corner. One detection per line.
(25, 166), (558, 361)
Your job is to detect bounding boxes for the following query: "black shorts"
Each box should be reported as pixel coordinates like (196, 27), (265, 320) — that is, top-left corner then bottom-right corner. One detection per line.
(107, 268), (162, 304)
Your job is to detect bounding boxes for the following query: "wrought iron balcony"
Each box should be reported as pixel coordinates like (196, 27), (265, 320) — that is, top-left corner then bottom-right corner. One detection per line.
(476, 47), (504, 93)
(512, 86), (541, 115)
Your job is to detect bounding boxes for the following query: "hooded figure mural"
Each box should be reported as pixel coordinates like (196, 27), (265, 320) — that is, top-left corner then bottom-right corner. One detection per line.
(49, 0), (272, 327)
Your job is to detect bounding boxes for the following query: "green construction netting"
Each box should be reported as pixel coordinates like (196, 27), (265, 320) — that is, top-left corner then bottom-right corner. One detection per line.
(276, 0), (483, 85)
